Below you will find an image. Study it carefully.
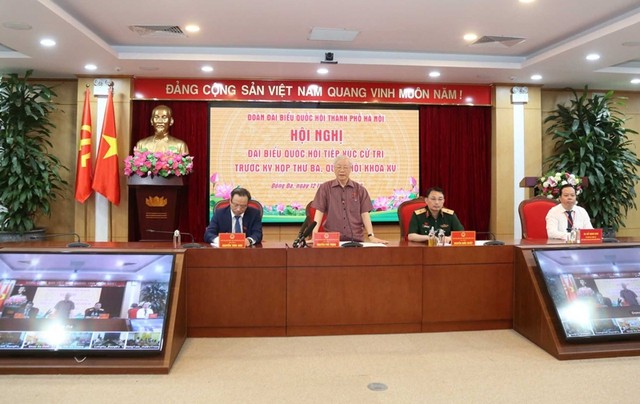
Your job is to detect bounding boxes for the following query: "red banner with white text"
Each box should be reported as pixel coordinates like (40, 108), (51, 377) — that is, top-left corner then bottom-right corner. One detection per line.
(133, 79), (491, 105)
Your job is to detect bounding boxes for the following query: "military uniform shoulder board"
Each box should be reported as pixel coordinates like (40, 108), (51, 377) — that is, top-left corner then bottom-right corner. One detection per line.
(414, 208), (426, 215)
(441, 207), (454, 215)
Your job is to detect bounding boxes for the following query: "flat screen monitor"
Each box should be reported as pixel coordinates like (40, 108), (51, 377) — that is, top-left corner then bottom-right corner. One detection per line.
(532, 246), (640, 342)
(0, 251), (176, 357)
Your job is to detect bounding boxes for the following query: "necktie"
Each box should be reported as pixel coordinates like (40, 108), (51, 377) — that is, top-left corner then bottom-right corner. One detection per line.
(566, 210), (574, 230)
(234, 215), (242, 233)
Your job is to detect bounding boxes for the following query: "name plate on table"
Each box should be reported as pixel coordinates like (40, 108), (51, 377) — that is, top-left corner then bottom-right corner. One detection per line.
(580, 228), (603, 243)
(219, 233), (246, 248)
(313, 232), (341, 248)
(451, 230), (476, 246)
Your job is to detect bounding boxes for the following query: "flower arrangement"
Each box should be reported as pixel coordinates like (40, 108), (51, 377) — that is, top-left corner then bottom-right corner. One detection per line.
(537, 171), (583, 199)
(124, 147), (194, 177)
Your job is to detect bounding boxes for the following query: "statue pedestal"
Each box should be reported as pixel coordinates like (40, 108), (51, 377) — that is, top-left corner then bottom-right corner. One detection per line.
(128, 176), (184, 241)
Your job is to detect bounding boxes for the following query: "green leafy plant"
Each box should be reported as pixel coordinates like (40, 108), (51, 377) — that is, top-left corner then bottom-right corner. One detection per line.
(0, 70), (68, 233)
(139, 281), (169, 315)
(544, 87), (640, 231)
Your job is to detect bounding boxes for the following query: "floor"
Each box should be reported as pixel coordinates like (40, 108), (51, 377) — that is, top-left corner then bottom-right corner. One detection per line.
(3, 330), (640, 403)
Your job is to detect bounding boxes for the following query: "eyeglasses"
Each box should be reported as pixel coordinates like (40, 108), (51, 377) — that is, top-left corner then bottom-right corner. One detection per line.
(428, 197), (444, 202)
(335, 165), (351, 171)
(230, 202), (248, 209)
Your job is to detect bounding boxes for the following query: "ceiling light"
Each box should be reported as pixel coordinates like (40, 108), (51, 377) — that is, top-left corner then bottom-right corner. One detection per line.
(185, 24), (200, 33)
(201, 65), (214, 72)
(84, 64), (97, 71)
(519, 0), (535, 3)
(463, 33), (477, 42)
(586, 53), (600, 61)
(631, 78), (640, 84)
(40, 38), (56, 47)
(317, 67), (329, 75)
(530, 74), (542, 80)
(2, 22), (32, 30)
(428, 71), (441, 78)
(308, 27), (359, 42)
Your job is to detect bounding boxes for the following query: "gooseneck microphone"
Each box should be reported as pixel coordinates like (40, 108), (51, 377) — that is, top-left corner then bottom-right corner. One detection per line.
(341, 197), (362, 248)
(29, 232), (91, 248)
(292, 220), (309, 248)
(293, 221), (316, 248)
(179, 232), (204, 248)
(146, 229), (203, 248)
(477, 231), (505, 246)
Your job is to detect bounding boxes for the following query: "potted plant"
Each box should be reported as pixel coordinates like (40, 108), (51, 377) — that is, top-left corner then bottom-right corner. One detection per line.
(543, 87), (640, 231)
(0, 70), (68, 239)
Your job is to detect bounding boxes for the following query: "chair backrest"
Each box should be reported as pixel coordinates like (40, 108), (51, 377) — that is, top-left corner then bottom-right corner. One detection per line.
(213, 198), (264, 218)
(305, 201), (325, 232)
(518, 196), (559, 239)
(397, 197), (426, 241)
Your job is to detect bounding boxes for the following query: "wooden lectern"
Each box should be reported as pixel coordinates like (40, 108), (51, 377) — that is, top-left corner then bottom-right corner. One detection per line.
(128, 176), (184, 241)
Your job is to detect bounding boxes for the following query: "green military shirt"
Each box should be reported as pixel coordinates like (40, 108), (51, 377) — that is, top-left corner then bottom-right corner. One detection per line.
(407, 207), (464, 236)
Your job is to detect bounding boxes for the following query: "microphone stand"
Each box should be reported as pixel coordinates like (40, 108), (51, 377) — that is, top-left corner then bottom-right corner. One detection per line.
(29, 232), (91, 248)
(146, 229), (203, 248)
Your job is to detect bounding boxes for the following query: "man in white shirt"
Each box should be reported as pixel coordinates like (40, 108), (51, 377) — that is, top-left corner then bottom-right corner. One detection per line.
(136, 302), (154, 319)
(546, 184), (593, 239)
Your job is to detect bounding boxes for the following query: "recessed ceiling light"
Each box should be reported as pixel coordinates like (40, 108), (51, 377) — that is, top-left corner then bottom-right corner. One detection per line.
(428, 71), (441, 78)
(463, 33), (477, 42)
(84, 64), (97, 71)
(586, 53), (600, 61)
(530, 74), (542, 80)
(201, 65), (214, 72)
(631, 78), (640, 84)
(185, 24), (200, 33)
(40, 38), (56, 47)
(317, 67), (329, 75)
(519, 0), (535, 3)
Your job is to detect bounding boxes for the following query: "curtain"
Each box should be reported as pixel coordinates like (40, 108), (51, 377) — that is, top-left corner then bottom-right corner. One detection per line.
(419, 105), (491, 234)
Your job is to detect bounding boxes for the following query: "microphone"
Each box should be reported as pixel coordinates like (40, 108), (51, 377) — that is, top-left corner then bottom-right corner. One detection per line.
(293, 221), (316, 248)
(179, 232), (203, 249)
(476, 231), (505, 246)
(292, 219), (309, 248)
(29, 232), (90, 248)
(146, 229), (203, 248)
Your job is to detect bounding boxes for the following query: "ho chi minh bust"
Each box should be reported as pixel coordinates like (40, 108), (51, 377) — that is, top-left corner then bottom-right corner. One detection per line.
(136, 105), (190, 154)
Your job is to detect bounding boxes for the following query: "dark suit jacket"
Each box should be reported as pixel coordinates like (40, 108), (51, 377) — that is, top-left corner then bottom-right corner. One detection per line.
(204, 206), (263, 244)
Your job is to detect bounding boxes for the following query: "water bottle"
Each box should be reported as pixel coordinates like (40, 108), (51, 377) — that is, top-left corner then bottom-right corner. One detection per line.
(173, 230), (181, 248)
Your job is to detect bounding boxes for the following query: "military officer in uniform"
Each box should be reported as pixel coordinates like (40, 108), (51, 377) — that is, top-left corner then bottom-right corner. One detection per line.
(407, 186), (464, 242)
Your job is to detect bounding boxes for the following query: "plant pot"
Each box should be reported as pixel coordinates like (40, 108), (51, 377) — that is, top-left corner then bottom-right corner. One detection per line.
(0, 228), (46, 243)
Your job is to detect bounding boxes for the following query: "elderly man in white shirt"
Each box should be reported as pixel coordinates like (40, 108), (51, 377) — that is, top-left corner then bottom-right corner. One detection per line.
(546, 184), (593, 239)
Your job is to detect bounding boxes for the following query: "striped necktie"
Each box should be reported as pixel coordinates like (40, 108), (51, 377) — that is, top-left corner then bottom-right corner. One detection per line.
(566, 210), (574, 230)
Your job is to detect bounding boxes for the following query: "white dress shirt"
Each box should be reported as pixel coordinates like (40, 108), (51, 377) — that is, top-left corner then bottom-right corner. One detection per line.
(545, 203), (593, 239)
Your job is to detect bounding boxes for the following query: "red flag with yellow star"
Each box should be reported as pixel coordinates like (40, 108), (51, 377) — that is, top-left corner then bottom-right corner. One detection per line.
(74, 87), (93, 203)
(92, 87), (120, 205)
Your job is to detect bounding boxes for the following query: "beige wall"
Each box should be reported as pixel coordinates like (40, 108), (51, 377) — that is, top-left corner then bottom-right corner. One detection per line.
(40, 79), (640, 242)
(491, 85), (543, 240)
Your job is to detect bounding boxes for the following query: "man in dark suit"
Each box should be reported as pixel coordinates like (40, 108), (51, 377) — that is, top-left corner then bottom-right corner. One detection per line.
(204, 187), (263, 247)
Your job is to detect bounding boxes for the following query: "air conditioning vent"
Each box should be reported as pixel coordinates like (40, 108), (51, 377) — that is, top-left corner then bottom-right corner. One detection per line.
(129, 25), (186, 37)
(470, 35), (525, 48)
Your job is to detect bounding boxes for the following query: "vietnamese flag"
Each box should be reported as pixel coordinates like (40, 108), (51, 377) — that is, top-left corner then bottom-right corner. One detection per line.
(74, 87), (93, 203)
(92, 87), (120, 205)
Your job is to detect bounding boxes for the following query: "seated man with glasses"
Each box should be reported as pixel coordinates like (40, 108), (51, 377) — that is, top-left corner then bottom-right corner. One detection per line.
(407, 186), (463, 242)
(204, 187), (263, 247)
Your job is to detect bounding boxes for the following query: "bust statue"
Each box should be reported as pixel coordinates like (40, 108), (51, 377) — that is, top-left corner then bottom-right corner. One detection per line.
(136, 105), (190, 154)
